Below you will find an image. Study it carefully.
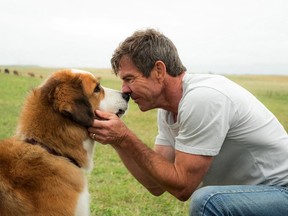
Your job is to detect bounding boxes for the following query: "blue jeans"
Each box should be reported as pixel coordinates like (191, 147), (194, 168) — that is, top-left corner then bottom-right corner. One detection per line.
(189, 185), (288, 216)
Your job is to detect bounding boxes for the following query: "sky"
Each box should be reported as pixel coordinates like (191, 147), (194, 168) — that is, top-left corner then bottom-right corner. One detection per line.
(0, 0), (288, 75)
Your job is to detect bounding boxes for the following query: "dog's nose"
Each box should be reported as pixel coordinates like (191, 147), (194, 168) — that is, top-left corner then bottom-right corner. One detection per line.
(122, 93), (130, 102)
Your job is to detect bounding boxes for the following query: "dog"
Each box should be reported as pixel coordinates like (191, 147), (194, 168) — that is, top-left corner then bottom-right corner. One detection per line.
(0, 69), (129, 216)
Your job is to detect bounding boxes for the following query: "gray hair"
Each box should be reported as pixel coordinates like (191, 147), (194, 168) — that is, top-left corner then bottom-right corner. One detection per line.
(111, 28), (186, 77)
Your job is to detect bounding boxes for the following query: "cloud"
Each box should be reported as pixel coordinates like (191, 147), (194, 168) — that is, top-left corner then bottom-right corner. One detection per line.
(0, 0), (287, 74)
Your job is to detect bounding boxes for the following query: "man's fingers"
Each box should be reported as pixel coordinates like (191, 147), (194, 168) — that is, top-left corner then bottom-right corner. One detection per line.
(95, 110), (115, 120)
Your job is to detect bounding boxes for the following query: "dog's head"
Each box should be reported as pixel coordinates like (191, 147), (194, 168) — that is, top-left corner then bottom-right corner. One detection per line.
(41, 69), (129, 127)
(17, 69), (129, 170)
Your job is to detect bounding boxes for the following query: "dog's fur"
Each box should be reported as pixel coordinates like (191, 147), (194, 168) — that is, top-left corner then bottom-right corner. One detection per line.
(0, 69), (129, 216)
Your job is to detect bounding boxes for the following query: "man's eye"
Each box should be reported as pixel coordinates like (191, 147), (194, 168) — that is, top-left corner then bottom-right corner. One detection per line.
(125, 78), (134, 84)
(94, 84), (101, 93)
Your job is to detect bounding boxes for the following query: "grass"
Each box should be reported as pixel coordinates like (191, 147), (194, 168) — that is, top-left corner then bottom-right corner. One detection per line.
(0, 67), (288, 215)
(0, 73), (41, 138)
(226, 75), (288, 130)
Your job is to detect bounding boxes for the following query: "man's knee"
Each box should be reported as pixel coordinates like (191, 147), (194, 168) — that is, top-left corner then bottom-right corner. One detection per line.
(189, 186), (227, 216)
(189, 185), (288, 216)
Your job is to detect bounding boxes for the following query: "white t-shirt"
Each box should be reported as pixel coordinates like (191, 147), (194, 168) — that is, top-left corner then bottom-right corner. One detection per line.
(155, 73), (288, 186)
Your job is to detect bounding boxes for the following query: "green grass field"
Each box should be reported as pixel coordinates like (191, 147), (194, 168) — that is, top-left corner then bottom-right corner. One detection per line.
(0, 66), (288, 215)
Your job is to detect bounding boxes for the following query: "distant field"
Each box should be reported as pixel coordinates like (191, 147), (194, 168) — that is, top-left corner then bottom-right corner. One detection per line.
(227, 75), (288, 130)
(0, 66), (288, 215)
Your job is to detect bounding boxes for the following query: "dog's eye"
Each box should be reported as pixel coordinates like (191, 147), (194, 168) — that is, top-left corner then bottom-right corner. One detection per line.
(94, 84), (101, 93)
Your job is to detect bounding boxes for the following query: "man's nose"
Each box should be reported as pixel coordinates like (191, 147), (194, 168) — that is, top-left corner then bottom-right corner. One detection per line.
(122, 84), (131, 95)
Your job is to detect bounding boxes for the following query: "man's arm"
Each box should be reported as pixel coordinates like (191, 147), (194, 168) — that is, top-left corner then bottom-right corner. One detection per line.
(111, 144), (168, 196)
(89, 110), (213, 201)
(113, 130), (213, 201)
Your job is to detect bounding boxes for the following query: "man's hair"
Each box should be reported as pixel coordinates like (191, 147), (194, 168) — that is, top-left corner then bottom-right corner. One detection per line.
(111, 28), (187, 77)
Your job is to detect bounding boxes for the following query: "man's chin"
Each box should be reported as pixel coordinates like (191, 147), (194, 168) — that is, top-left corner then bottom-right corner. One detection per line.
(137, 104), (151, 112)
(134, 100), (152, 112)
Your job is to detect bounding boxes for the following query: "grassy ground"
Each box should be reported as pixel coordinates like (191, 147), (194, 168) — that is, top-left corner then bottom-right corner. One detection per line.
(0, 67), (288, 215)
(227, 75), (288, 130)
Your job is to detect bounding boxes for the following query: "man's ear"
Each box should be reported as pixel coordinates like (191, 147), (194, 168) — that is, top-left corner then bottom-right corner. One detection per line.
(154, 60), (166, 82)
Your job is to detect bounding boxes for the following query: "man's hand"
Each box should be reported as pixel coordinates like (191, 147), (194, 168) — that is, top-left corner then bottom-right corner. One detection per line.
(88, 110), (129, 145)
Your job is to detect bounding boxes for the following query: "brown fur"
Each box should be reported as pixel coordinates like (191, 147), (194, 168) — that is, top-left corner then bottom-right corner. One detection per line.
(0, 69), (107, 216)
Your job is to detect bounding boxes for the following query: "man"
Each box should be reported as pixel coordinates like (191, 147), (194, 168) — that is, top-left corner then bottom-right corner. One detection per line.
(88, 29), (288, 215)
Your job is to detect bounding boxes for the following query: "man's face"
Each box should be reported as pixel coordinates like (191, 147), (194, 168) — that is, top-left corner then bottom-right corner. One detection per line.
(118, 56), (163, 112)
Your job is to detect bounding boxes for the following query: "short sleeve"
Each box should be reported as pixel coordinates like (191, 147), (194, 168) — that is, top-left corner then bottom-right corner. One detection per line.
(155, 109), (176, 147)
(175, 87), (233, 156)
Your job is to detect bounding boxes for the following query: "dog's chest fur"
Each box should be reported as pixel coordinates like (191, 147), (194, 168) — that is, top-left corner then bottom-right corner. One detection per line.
(0, 138), (89, 216)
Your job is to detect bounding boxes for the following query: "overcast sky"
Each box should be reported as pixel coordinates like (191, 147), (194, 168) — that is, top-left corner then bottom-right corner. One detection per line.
(0, 0), (287, 74)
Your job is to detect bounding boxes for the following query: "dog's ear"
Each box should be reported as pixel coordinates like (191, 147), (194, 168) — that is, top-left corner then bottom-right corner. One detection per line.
(41, 78), (94, 127)
(60, 97), (94, 127)
(54, 83), (94, 127)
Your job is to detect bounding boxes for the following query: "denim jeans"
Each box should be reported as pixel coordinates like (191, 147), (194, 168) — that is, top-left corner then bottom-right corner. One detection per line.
(189, 185), (288, 216)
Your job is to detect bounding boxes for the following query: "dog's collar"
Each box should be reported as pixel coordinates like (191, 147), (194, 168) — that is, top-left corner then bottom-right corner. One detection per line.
(24, 138), (81, 168)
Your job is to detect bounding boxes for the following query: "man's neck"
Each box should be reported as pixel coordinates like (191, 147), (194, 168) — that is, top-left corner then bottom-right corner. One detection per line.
(161, 72), (185, 114)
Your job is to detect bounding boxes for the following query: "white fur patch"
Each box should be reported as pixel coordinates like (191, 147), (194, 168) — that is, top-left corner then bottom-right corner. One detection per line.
(99, 87), (128, 115)
(83, 138), (96, 172)
(75, 179), (90, 216)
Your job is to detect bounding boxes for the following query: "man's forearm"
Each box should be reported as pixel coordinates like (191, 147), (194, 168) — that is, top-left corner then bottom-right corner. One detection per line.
(112, 130), (183, 197)
(112, 130), (209, 201)
(111, 141), (165, 196)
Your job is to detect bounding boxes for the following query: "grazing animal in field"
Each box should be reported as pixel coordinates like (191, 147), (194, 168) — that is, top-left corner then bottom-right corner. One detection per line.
(13, 70), (19, 76)
(27, 72), (35, 77)
(4, 68), (9, 74)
